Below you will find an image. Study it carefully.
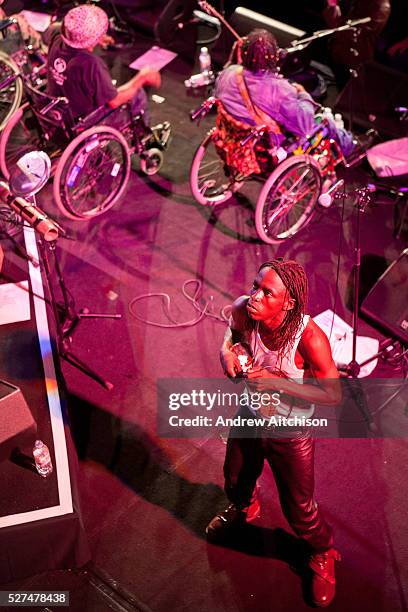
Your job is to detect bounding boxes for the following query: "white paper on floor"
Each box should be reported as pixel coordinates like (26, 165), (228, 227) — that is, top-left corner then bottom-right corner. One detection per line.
(130, 46), (178, 71)
(313, 309), (379, 377)
(0, 281), (30, 325)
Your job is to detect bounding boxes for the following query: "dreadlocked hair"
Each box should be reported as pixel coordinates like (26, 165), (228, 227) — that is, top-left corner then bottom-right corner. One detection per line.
(258, 259), (308, 363)
(241, 29), (279, 73)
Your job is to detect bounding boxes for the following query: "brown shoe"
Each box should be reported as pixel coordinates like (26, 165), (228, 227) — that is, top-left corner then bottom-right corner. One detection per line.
(206, 504), (247, 540)
(309, 548), (341, 607)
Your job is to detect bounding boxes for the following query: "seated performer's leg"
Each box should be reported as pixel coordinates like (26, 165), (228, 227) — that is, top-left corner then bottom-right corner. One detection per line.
(131, 88), (149, 124)
(326, 119), (355, 158)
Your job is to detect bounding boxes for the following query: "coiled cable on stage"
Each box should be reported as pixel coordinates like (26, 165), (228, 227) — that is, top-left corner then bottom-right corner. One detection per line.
(128, 278), (231, 328)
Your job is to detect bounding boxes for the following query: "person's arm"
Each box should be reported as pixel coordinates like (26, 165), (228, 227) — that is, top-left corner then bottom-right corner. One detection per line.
(107, 67), (161, 109)
(279, 85), (317, 138)
(388, 36), (408, 56)
(247, 319), (342, 406)
(220, 296), (252, 378)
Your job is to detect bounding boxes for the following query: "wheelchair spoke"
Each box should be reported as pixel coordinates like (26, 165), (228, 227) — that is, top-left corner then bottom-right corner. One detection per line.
(2, 106), (47, 176)
(59, 132), (129, 218)
(256, 158), (321, 243)
(0, 55), (21, 131)
(191, 137), (242, 206)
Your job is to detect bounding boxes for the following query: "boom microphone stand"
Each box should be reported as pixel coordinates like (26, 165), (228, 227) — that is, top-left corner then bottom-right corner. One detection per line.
(3, 151), (120, 391)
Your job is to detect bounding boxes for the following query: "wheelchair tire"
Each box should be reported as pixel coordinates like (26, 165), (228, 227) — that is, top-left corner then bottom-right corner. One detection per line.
(255, 154), (322, 244)
(190, 131), (243, 206)
(0, 52), (23, 133)
(140, 147), (163, 176)
(0, 102), (46, 180)
(53, 125), (131, 220)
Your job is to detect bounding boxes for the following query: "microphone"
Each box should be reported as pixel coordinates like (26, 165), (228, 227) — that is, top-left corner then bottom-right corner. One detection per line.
(0, 181), (61, 242)
(346, 16), (372, 27)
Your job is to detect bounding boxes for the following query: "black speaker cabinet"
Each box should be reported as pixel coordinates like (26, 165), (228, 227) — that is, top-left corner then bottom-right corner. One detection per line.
(361, 249), (408, 345)
(0, 381), (36, 462)
(334, 61), (408, 139)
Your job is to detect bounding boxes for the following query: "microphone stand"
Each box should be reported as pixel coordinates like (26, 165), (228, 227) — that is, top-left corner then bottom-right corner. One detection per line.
(3, 151), (121, 390)
(282, 17), (371, 56)
(36, 232), (120, 391)
(345, 186), (373, 378)
(339, 186), (375, 430)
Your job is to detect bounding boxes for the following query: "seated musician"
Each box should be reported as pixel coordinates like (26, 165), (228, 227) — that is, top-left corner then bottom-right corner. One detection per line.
(215, 29), (355, 157)
(46, 4), (160, 122)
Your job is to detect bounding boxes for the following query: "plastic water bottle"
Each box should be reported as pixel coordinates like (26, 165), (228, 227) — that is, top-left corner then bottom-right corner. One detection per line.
(184, 71), (215, 88)
(33, 440), (53, 477)
(323, 107), (334, 122)
(199, 47), (211, 73)
(334, 113), (344, 130)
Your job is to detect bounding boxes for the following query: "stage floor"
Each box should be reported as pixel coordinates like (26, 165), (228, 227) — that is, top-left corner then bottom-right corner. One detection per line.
(1, 30), (407, 612)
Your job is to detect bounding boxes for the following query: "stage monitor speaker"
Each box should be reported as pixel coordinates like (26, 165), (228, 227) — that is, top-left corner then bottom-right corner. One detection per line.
(361, 249), (408, 345)
(0, 381), (36, 462)
(334, 61), (408, 139)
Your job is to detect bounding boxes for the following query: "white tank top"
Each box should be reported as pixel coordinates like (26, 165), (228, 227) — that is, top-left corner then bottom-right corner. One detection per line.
(247, 314), (315, 418)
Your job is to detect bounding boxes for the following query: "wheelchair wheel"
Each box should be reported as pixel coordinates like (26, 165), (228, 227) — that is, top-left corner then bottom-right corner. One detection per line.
(0, 52), (23, 133)
(190, 132), (242, 206)
(140, 147), (163, 175)
(255, 155), (322, 244)
(53, 125), (131, 220)
(0, 102), (47, 180)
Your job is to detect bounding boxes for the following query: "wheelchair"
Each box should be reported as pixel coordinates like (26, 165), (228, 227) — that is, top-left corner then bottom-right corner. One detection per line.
(190, 97), (348, 244)
(0, 83), (171, 220)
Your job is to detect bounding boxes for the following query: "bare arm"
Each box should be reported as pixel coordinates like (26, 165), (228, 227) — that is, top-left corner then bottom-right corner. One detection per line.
(220, 296), (252, 377)
(247, 319), (342, 406)
(108, 68), (161, 109)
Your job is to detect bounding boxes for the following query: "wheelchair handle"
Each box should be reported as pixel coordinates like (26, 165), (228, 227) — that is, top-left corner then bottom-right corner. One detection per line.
(240, 126), (266, 147)
(190, 96), (217, 122)
(0, 18), (17, 33)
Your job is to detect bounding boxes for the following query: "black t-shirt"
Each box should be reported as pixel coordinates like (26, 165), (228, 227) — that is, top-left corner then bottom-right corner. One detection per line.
(46, 35), (117, 119)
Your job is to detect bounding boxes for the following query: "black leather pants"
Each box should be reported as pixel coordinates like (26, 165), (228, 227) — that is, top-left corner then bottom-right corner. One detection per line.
(224, 431), (333, 552)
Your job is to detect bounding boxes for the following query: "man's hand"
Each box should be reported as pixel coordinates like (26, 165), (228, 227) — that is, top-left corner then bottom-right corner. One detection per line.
(388, 37), (408, 56)
(221, 350), (242, 378)
(246, 366), (283, 392)
(99, 34), (115, 49)
(292, 82), (307, 94)
(139, 67), (161, 88)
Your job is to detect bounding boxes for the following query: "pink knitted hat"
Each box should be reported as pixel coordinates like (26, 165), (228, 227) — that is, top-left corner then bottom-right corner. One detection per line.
(61, 5), (109, 49)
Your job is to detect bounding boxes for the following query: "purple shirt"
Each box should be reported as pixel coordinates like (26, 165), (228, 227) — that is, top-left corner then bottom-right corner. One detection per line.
(215, 65), (316, 139)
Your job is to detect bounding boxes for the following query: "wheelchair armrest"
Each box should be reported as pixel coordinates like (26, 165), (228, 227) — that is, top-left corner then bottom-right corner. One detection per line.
(75, 105), (117, 131)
